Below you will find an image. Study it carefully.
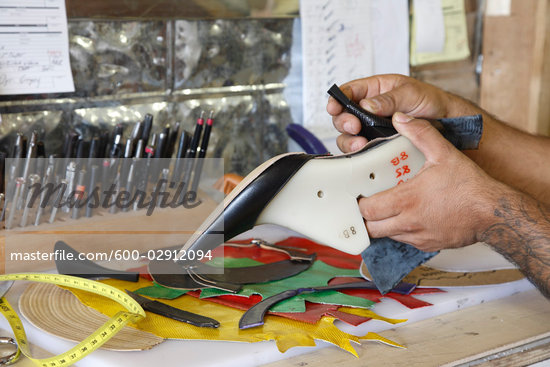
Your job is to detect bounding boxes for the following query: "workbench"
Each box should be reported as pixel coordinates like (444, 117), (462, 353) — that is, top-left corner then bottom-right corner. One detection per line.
(0, 227), (549, 367)
(267, 288), (550, 367)
(1, 276), (548, 366)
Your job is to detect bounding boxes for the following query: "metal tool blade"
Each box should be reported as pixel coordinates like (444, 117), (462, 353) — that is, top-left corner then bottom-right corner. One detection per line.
(125, 290), (219, 328)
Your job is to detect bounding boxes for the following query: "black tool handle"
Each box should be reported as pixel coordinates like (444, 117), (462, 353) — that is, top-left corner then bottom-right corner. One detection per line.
(147, 300), (220, 328)
(327, 84), (484, 150)
(85, 165), (99, 218)
(141, 114), (153, 145)
(327, 84), (396, 140)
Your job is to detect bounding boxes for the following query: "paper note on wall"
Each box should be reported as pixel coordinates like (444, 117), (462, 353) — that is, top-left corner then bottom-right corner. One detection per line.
(0, 0), (75, 95)
(370, 0), (410, 76)
(300, 0), (374, 138)
(413, 0), (445, 53)
(300, 0), (409, 138)
(410, 0), (470, 66)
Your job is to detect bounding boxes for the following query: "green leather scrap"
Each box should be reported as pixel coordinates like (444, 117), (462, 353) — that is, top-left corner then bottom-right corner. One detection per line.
(139, 258), (375, 313)
(135, 282), (189, 299)
(200, 260), (375, 313)
(135, 258), (264, 299)
(209, 257), (262, 268)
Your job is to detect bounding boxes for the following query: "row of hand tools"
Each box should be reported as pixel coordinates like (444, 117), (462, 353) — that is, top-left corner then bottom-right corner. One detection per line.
(1, 111), (214, 229)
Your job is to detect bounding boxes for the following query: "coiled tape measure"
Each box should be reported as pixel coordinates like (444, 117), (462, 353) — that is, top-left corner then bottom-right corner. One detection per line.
(0, 273), (146, 366)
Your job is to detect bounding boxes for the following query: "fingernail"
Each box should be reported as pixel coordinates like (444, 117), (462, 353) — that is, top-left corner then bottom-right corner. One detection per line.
(394, 112), (414, 123)
(343, 121), (354, 134)
(360, 99), (379, 113)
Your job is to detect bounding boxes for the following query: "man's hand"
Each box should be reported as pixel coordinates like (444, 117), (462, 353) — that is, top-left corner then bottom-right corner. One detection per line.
(326, 74), (481, 153)
(359, 112), (503, 252)
(361, 113), (550, 298)
(329, 74), (550, 297)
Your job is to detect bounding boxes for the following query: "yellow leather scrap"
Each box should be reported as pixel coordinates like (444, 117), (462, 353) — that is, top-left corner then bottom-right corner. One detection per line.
(66, 278), (405, 356)
(338, 307), (408, 325)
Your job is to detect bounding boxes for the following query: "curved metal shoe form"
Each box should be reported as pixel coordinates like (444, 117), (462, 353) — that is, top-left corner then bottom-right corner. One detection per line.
(149, 239), (316, 292)
(148, 253), (315, 293)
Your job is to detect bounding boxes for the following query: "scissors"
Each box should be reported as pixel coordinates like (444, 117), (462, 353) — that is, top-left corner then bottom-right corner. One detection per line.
(0, 281), (18, 366)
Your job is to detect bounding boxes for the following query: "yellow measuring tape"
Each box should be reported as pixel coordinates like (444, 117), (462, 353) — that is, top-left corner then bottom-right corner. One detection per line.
(0, 273), (146, 367)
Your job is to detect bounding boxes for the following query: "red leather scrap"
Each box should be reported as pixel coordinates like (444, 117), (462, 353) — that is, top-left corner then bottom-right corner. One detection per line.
(220, 237), (362, 269)
(186, 290), (371, 326)
(328, 277), (444, 309)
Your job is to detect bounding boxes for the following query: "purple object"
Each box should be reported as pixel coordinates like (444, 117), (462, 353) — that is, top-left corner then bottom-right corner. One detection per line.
(286, 123), (328, 155)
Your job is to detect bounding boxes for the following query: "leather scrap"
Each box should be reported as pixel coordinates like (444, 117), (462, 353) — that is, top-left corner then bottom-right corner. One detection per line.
(238, 281), (401, 329)
(67, 278), (405, 356)
(221, 237), (363, 270)
(199, 260), (374, 313)
(361, 237), (438, 294)
(148, 255), (314, 292)
(328, 277), (444, 309)
(186, 292), (402, 327)
(361, 263), (525, 288)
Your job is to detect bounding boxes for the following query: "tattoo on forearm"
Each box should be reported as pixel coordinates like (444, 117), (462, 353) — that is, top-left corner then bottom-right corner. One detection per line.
(480, 195), (550, 298)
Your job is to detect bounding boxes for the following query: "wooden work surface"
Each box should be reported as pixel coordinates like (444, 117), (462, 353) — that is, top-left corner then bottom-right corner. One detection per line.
(263, 290), (550, 367)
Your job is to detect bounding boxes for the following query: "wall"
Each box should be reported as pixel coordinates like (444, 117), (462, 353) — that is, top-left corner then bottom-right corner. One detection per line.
(0, 18), (298, 176)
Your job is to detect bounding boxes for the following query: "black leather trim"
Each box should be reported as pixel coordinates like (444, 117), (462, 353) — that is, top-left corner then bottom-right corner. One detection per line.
(185, 153), (316, 254)
(54, 241), (139, 282)
(225, 153), (316, 239)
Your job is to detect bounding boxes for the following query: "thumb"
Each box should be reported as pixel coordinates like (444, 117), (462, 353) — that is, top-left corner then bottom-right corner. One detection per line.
(359, 84), (417, 117)
(359, 90), (399, 116)
(392, 112), (453, 161)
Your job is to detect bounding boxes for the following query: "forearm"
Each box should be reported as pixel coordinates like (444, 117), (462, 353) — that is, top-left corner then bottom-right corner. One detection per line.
(479, 185), (550, 298)
(446, 95), (550, 204)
